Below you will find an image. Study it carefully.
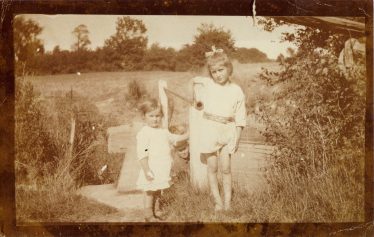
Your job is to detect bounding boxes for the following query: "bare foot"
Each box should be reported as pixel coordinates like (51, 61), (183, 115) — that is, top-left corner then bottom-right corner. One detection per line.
(214, 203), (224, 212)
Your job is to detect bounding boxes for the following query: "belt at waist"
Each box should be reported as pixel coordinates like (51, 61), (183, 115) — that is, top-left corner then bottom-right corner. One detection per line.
(203, 112), (234, 124)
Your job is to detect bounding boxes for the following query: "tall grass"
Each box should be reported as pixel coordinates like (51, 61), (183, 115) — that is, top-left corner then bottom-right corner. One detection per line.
(163, 152), (363, 223)
(15, 76), (122, 222)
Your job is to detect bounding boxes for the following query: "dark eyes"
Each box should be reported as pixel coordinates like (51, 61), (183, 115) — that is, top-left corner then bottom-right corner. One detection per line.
(213, 69), (224, 73)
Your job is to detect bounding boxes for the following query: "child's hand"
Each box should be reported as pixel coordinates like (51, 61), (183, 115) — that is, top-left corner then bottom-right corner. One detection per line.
(230, 126), (243, 154)
(231, 138), (240, 154)
(234, 137), (240, 153)
(145, 170), (155, 181)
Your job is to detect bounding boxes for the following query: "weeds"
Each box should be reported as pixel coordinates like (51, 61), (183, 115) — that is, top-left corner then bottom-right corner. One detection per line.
(15, 76), (122, 222)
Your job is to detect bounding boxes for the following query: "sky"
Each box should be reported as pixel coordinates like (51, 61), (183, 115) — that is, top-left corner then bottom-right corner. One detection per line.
(21, 14), (297, 59)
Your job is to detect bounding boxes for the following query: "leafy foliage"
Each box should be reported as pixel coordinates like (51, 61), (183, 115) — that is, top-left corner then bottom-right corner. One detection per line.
(232, 47), (272, 63)
(142, 43), (177, 71)
(256, 19), (365, 219)
(15, 78), (111, 186)
(176, 23), (236, 70)
(14, 17), (273, 75)
(15, 78), (56, 182)
(13, 16), (44, 75)
(103, 16), (148, 70)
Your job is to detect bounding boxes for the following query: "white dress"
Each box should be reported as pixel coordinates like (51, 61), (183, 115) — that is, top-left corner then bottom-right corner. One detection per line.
(136, 125), (173, 191)
(194, 76), (246, 154)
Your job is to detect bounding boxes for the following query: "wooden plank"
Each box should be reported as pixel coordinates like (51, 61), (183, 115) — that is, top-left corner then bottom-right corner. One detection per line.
(189, 107), (208, 191)
(116, 122), (143, 193)
(158, 80), (169, 129)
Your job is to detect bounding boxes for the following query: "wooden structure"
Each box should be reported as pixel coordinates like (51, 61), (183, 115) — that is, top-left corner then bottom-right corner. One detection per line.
(276, 17), (365, 37)
(160, 80), (209, 191)
(189, 106), (208, 191)
(189, 83), (208, 191)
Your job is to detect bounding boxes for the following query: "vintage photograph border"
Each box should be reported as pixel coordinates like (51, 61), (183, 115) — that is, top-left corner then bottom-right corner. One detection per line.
(0, 0), (373, 236)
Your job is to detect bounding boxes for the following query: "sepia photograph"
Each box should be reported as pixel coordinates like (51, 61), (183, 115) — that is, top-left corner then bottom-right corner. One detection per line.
(12, 13), (368, 225)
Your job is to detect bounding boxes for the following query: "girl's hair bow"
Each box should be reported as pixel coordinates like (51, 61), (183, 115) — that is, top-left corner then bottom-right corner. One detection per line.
(205, 45), (224, 57)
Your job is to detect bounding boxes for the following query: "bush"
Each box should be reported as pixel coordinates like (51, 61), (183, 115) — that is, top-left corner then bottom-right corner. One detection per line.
(256, 28), (365, 221)
(15, 77), (58, 183)
(15, 78), (121, 221)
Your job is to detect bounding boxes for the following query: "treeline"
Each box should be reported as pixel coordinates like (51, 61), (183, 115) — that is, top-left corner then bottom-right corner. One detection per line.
(14, 16), (272, 76)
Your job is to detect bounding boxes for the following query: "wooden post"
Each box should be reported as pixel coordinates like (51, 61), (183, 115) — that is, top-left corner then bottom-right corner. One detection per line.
(158, 80), (169, 129)
(189, 84), (208, 191)
(68, 87), (75, 160)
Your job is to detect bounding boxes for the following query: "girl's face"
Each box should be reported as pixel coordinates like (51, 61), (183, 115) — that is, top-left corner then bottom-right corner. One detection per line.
(144, 108), (162, 128)
(210, 64), (230, 85)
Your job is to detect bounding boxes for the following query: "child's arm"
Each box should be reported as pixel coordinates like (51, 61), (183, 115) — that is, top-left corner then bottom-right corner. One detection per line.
(136, 128), (154, 180)
(168, 130), (189, 145)
(232, 89), (247, 153)
(139, 157), (154, 181)
(191, 76), (206, 84)
(232, 126), (244, 153)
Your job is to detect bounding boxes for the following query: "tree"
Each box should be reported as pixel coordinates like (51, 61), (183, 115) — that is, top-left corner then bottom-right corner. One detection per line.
(71, 24), (91, 52)
(13, 16), (44, 75)
(103, 16), (147, 70)
(142, 43), (177, 71)
(232, 47), (271, 63)
(176, 23), (236, 70)
(194, 23), (235, 54)
(52, 45), (61, 54)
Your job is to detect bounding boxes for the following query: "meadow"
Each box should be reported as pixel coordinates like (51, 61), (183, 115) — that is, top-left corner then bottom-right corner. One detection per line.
(29, 61), (274, 126)
(15, 61), (365, 223)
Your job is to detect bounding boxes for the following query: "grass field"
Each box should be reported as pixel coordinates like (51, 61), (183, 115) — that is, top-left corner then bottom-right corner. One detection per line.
(28, 62), (274, 122)
(28, 62), (275, 141)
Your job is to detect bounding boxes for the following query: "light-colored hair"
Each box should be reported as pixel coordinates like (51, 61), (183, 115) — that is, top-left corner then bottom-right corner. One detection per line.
(206, 51), (233, 77)
(138, 98), (163, 116)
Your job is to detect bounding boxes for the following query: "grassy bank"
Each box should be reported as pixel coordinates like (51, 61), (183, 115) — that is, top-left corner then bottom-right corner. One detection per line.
(163, 154), (364, 223)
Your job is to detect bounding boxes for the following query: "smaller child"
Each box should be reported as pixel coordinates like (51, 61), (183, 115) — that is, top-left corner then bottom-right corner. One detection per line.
(136, 98), (186, 221)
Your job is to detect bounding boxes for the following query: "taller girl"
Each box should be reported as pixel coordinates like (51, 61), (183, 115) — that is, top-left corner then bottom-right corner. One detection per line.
(192, 46), (246, 211)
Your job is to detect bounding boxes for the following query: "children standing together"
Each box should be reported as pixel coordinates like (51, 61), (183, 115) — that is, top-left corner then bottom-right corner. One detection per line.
(135, 46), (246, 221)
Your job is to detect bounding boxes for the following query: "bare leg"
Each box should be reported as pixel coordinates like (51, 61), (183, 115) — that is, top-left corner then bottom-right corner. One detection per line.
(154, 190), (167, 220)
(220, 146), (232, 210)
(144, 191), (154, 221)
(205, 153), (223, 211)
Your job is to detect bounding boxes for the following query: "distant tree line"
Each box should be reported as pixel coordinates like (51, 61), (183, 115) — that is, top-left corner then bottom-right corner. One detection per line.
(14, 16), (272, 76)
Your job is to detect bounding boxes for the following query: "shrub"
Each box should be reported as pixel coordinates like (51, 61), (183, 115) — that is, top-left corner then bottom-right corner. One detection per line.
(15, 77), (58, 183)
(124, 79), (149, 109)
(256, 26), (365, 221)
(15, 79), (121, 221)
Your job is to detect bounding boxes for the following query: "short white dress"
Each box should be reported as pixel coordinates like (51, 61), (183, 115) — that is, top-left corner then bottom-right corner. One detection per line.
(194, 76), (246, 154)
(136, 125), (173, 191)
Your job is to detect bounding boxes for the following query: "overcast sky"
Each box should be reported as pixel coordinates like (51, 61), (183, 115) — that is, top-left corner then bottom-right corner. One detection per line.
(21, 14), (297, 59)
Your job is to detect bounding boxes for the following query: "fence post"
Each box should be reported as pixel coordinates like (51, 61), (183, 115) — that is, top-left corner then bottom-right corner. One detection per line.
(68, 87), (75, 160)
